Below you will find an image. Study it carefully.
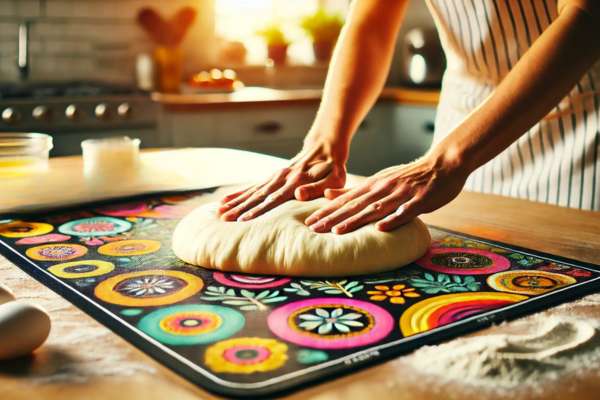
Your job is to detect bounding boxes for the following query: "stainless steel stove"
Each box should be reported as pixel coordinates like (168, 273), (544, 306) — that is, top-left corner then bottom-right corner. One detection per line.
(0, 81), (159, 156)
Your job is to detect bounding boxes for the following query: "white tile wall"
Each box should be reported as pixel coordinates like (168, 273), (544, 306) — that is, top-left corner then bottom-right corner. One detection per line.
(0, 0), (215, 83)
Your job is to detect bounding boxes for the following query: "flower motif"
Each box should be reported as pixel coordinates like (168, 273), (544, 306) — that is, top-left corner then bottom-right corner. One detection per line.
(367, 284), (420, 304)
(297, 307), (364, 334)
(283, 282), (311, 296)
(120, 276), (176, 296)
(409, 273), (480, 294)
(205, 337), (288, 374)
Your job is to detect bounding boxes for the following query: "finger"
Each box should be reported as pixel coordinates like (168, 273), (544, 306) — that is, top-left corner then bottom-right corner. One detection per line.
(324, 187), (350, 200)
(219, 168), (290, 217)
(218, 187), (257, 214)
(309, 189), (387, 233)
(220, 187), (251, 204)
(332, 194), (399, 234)
(376, 197), (423, 232)
(304, 186), (369, 226)
(221, 178), (286, 221)
(238, 183), (297, 220)
(295, 174), (344, 201)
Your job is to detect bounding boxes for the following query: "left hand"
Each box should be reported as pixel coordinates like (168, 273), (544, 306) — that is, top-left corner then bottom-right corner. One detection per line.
(305, 153), (469, 234)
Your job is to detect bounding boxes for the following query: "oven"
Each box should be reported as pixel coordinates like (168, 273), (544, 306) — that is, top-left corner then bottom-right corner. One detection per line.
(0, 81), (159, 156)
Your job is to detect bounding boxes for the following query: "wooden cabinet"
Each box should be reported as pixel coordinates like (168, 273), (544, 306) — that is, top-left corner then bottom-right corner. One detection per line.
(158, 101), (436, 175)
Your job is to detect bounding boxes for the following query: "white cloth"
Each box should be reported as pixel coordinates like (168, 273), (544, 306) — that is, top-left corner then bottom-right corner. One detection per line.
(426, 0), (600, 210)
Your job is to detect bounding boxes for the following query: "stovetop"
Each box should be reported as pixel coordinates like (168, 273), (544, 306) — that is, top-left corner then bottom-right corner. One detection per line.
(0, 80), (146, 100)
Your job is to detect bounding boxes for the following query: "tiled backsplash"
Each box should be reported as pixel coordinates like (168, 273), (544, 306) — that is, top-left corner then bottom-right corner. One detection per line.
(0, 0), (214, 83)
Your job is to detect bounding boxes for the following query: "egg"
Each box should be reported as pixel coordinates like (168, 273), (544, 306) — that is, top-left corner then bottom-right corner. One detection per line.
(0, 283), (15, 304)
(0, 301), (51, 360)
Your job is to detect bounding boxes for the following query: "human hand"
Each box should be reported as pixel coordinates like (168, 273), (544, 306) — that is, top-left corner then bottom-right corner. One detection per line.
(218, 136), (347, 222)
(304, 152), (469, 234)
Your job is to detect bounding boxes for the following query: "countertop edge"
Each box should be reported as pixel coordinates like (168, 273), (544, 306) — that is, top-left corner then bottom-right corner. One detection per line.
(152, 87), (440, 110)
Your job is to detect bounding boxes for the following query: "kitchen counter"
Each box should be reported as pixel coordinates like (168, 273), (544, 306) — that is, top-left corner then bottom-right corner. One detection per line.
(1, 148), (599, 400)
(152, 86), (440, 110)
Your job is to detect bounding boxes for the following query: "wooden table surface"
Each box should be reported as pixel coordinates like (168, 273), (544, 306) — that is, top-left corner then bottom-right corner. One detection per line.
(1, 148), (599, 400)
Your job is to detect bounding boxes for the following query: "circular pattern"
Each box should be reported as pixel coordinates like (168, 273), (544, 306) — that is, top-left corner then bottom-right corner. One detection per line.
(213, 272), (291, 289)
(48, 260), (115, 279)
(486, 270), (576, 296)
(95, 202), (150, 217)
(204, 337), (288, 374)
(15, 233), (71, 245)
(399, 292), (528, 336)
(268, 297), (394, 350)
(58, 217), (132, 237)
(138, 304), (244, 346)
(417, 247), (511, 275)
(120, 309), (143, 317)
(0, 221), (53, 238)
(296, 349), (329, 364)
(98, 239), (161, 257)
(94, 270), (204, 307)
(25, 243), (87, 261)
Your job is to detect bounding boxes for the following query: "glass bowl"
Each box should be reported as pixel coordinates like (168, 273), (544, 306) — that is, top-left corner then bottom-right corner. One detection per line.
(0, 133), (53, 177)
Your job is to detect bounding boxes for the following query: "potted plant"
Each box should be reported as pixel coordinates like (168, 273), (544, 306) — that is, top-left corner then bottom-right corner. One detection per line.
(301, 9), (344, 63)
(257, 24), (290, 66)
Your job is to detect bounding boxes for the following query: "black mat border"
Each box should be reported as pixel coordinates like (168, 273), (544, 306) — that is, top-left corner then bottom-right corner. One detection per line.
(1, 189), (599, 398)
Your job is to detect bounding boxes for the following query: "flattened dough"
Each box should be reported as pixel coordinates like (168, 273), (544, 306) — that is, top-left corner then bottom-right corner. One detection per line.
(172, 199), (431, 277)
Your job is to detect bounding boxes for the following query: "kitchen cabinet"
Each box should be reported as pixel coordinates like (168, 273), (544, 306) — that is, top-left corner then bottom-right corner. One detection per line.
(158, 101), (436, 175)
(160, 104), (318, 159)
(347, 103), (436, 175)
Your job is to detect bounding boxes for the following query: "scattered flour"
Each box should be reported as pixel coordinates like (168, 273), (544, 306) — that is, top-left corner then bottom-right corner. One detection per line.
(409, 303), (600, 392)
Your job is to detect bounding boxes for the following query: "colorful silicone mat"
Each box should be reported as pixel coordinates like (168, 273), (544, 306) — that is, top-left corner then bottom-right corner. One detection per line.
(0, 188), (599, 398)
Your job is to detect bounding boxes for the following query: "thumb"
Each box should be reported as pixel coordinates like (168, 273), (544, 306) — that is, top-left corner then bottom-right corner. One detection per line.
(324, 187), (350, 200)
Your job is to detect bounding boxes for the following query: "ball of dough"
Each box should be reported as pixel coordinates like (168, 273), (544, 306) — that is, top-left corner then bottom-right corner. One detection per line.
(172, 199), (430, 277)
(0, 301), (51, 360)
(0, 283), (15, 305)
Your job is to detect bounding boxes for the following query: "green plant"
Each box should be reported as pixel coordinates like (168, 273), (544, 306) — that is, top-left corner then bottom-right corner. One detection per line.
(256, 24), (289, 46)
(301, 9), (344, 43)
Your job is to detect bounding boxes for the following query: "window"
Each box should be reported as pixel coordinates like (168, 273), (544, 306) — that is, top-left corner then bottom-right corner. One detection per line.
(215, 0), (350, 65)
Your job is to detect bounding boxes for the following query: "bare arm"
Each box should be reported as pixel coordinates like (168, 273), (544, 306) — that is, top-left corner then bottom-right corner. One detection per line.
(219, 0), (409, 221)
(308, 1), (600, 234)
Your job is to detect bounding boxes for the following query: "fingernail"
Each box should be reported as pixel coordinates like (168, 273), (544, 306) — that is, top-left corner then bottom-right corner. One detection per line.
(310, 221), (327, 232)
(305, 216), (317, 225)
(332, 224), (346, 234)
(238, 212), (252, 222)
(395, 205), (406, 216)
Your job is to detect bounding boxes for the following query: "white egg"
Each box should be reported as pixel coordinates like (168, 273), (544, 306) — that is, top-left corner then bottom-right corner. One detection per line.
(0, 301), (51, 360)
(0, 283), (15, 305)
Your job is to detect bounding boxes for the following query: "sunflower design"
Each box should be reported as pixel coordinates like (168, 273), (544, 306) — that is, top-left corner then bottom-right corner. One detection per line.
(297, 307), (365, 335)
(117, 276), (182, 297)
(367, 284), (420, 304)
(205, 337), (288, 374)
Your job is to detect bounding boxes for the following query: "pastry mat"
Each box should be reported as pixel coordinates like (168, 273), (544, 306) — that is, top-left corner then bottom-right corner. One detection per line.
(0, 188), (598, 398)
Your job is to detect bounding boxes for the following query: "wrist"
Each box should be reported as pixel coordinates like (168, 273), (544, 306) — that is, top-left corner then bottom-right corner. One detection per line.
(425, 141), (472, 179)
(304, 127), (350, 164)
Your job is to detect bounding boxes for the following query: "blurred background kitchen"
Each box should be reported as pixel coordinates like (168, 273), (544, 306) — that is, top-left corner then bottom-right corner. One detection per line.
(0, 0), (444, 175)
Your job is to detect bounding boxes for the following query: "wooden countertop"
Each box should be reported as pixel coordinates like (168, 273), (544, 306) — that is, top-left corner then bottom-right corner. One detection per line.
(1, 148), (599, 400)
(152, 86), (440, 111)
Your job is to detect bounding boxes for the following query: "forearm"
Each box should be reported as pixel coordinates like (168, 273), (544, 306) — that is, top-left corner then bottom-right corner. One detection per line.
(308, 0), (409, 157)
(431, 3), (600, 174)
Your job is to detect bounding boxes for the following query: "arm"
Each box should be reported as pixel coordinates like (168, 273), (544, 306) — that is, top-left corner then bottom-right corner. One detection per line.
(219, 0), (409, 222)
(307, 1), (600, 234)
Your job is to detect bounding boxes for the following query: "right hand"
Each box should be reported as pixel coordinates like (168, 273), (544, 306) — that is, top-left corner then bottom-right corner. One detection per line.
(218, 136), (347, 222)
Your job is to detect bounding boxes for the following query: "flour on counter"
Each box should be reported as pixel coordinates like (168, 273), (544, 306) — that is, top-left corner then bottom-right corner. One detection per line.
(408, 297), (600, 392)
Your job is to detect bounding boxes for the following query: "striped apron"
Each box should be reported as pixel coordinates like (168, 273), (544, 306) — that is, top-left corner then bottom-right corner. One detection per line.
(425, 0), (600, 210)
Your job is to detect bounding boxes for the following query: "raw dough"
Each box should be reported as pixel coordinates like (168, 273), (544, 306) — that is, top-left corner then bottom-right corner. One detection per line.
(172, 199), (431, 277)
(0, 301), (51, 359)
(0, 283), (15, 304)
